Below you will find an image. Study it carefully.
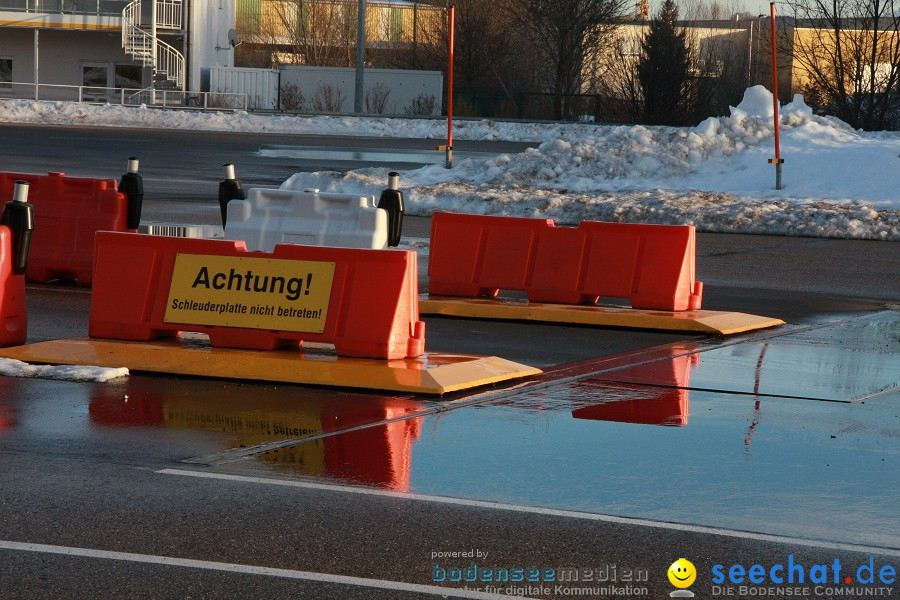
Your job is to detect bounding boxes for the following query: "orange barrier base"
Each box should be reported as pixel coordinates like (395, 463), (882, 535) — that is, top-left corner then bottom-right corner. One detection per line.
(0, 336), (542, 395)
(419, 295), (784, 335)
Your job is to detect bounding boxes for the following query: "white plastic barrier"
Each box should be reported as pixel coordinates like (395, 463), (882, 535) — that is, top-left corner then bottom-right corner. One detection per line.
(224, 188), (389, 251)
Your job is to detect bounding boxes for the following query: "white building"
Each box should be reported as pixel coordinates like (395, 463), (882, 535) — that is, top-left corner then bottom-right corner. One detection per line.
(0, 0), (237, 102)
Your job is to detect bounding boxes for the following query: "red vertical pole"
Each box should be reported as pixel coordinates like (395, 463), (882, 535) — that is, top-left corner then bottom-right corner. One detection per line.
(768, 1), (784, 189)
(446, 5), (455, 169)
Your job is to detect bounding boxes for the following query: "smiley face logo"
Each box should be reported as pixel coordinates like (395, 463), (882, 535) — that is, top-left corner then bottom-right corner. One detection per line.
(668, 558), (696, 588)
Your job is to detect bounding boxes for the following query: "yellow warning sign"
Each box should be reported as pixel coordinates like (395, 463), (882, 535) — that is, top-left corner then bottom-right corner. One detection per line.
(164, 254), (335, 333)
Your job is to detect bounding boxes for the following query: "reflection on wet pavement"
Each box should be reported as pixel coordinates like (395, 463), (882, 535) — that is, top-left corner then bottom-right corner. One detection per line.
(3, 311), (897, 548)
(570, 381), (689, 426)
(258, 417), (423, 491)
(248, 386), (898, 547)
(85, 378), (431, 491)
(206, 313), (898, 546)
(596, 312), (900, 402)
(489, 348), (697, 426)
(0, 378), (21, 430)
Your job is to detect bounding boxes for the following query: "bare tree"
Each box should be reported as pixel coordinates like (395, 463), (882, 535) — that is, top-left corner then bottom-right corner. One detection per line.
(312, 83), (348, 111)
(388, 0), (525, 115)
(588, 32), (644, 121)
(382, 2), (448, 71)
(782, 0), (900, 130)
(679, 0), (750, 20)
(365, 81), (392, 113)
(507, 0), (628, 119)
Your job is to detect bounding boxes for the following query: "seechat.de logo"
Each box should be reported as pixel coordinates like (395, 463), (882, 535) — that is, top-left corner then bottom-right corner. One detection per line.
(668, 558), (697, 598)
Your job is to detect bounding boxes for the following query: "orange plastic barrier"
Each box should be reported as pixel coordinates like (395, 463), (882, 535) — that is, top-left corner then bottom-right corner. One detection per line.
(0, 172), (133, 285)
(89, 232), (425, 359)
(0, 225), (27, 347)
(428, 212), (703, 311)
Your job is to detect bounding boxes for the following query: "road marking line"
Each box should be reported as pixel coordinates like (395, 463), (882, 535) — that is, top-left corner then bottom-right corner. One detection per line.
(158, 469), (900, 558)
(0, 540), (537, 600)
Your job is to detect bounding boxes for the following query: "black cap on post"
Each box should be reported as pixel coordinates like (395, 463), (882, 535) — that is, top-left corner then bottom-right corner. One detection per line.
(218, 163), (246, 228)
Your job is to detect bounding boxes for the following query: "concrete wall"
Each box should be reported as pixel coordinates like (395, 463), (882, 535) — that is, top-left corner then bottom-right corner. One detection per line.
(190, 0), (236, 93)
(278, 65), (442, 115)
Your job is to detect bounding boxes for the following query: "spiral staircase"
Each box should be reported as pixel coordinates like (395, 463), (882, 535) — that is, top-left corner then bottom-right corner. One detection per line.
(121, 0), (185, 91)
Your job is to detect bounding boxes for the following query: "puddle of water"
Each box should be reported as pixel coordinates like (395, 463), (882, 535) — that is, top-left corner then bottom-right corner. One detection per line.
(7, 362), (898, 546)
(258, 145), (498, 166)
(88, 378), (432, 490)
(597, 313), (900, 402)
(0, 376), (431, 469)
(245, 383), (899, 547)
(87, 377), (426, 435)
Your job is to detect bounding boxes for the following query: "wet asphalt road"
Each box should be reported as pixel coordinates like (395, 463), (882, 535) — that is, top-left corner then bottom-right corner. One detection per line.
(1, 122), (899, 599)
(0, 122), (535, 200)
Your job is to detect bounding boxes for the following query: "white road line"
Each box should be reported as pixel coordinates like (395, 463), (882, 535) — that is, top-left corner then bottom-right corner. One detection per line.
(0, 540), (538, 600)
(158, 468), (900, 558)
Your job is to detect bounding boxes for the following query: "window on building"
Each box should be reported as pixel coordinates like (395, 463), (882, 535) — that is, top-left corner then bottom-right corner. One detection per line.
(82, 63), (110, 100)
(82, 64), (109, 88)
(858, 62), (893, 94)
(115, 64), (142, 90)
(389, 8), (403, 42)
(0, 58), (12, 91)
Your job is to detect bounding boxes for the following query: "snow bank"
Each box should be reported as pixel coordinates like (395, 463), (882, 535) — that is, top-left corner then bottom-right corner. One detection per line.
(0, 98), (586, 142)
(283, 87), (900, 240)
(0, 358), (128, 382)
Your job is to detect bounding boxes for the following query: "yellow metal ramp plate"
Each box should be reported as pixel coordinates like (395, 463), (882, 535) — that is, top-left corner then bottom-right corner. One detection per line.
(420, 295), (784, 335)
(0, 337), (541, 395)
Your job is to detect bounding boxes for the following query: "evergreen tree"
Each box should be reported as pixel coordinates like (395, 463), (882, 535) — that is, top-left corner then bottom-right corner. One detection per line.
(637, 0), (692, 125)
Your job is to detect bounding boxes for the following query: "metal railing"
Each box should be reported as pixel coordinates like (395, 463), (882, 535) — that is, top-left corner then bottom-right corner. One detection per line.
(154, 0), (180, 29)
(122, 0), (151, 63)
(155, 37), (185, 89)
(121, 0), (184, 89)
(0, 0), (125, 16)
(0, 82), (249, 110)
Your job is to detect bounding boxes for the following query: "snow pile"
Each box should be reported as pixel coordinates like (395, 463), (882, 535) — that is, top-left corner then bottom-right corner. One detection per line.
(301, 86), (863, 192)
(283, 87), (900, 240)
(0, 358), (128, 382)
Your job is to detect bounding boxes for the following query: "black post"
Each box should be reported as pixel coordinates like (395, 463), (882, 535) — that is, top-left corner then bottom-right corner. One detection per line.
(119, 157), (144, 230)
(377, 171), (404, 247)
(1, 181), (35, 275)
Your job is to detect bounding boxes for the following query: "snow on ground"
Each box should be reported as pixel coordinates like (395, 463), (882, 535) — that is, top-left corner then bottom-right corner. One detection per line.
(2, 86), (898, 240)
(0, 357), (127, 382)
(0, 97), (554, 141)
